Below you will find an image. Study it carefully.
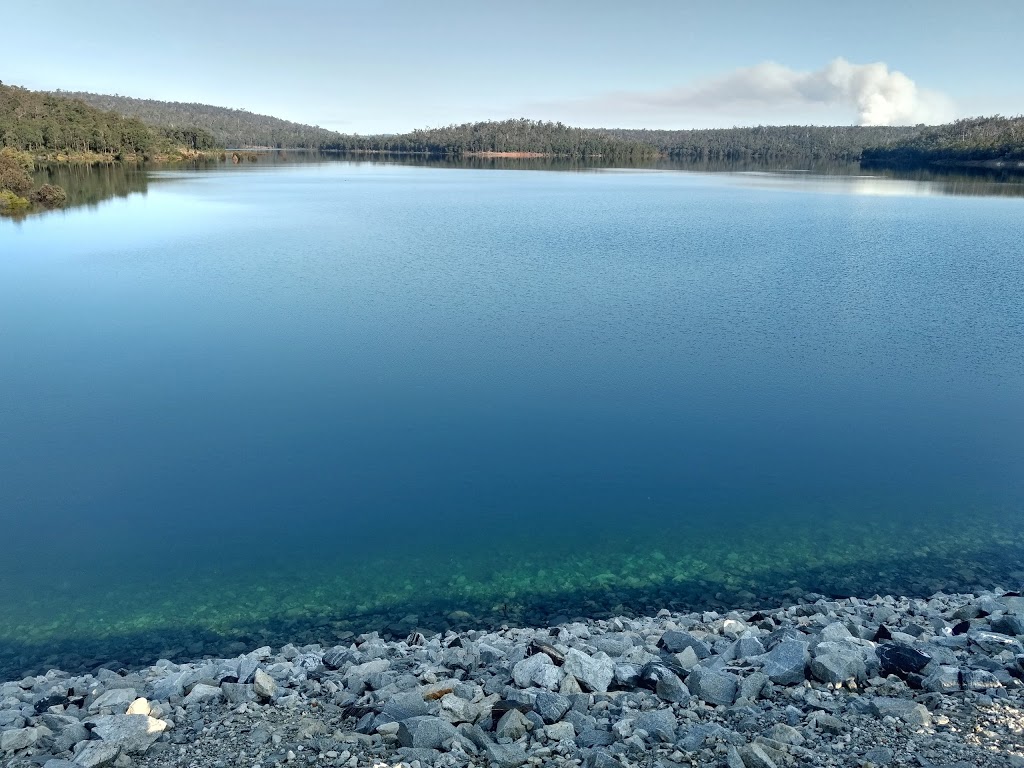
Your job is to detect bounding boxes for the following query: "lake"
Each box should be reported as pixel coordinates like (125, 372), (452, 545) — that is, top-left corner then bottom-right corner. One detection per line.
(1, 159), (1023, 679)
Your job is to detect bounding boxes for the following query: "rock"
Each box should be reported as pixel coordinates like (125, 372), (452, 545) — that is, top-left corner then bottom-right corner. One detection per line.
(183, 683), (223, 706)
(726, 745), (746, 768)
(53, 722), (90, 752)
(731, 635), (766, 659)
(820, 622), (853, 642)
(43, 761), (80, 768)
(439, 693), (479, 724)
(396, 716), (457, 749)
(686, 667), (737, 706)
(150, 671), (191, 700)
(496, 708), (531, 741)
(584, 749), (622, 768)
(991, 614), (1024, 636)
(237, 656), (259, 684)
(253, 668), (277, 699)
(634, 709), (677, 742)
(562, 649), (614, 693)
(90, 688), (138, 713)
(87, 714), (169, 753)
(740, 671), (771, 701)
(532, 664), (563, 690)
(125, 697), (151, 716)
(655, 671), (690, 703)
(221, 682), (257, 704)
(511, 653), (554, 689)
(1, 727), (39, 752)
(533, 691), (571, 724)
(322, 646), (355, 670)
(810, 648), (866, 683)
(969, 630), (1024, 654)
(382, 690), (431, 722)
(577, 728), (616, 747)
(762, 723), (803, 745)
(657, 630), (711, 658)
(675, 647), (700, 670)
(864, 746), (894, 765)
(870, 697), (931, 727)
(756, 640), (808, 685)
(484, 741), (528, 768)
(739, 743), (780, 768)
(73, 740), (122, 768)
(876, 643), (931, 677)
(544, 721), (575, 741)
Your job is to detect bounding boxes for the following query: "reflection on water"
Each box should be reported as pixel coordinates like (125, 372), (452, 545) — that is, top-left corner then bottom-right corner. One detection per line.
(27, 153), (1024, 216)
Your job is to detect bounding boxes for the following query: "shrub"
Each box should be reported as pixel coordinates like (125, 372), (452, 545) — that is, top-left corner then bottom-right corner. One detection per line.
(29, 183), (67, 207)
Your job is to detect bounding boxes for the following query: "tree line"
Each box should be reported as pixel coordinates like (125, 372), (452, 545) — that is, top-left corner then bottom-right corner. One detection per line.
(861, 115), (1024, 169)
(1, 83), (217, 158)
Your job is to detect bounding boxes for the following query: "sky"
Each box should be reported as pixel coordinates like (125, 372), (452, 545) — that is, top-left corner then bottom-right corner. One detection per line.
(4, 0), (1022, 134)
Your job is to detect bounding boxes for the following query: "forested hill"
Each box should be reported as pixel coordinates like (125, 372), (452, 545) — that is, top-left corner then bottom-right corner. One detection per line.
(606, 125), (922, 162)
(59, 91), (347, 149)
(861, 115), (1024, 169)
(1, 83), (216, 157)
(323, 119), (657, 159)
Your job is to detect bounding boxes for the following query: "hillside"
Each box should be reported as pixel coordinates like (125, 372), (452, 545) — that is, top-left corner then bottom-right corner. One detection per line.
(861, 115), (1024, 169)
(59, 91), (347, 149)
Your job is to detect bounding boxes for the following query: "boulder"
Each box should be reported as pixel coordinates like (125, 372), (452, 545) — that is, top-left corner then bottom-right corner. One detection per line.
(563, 649), (614, 693)
(756, 640), (808, 685)
(89, 688), (138, 713)
(511, 653), (554, 689)
(183, 683), (223, 706)
(253, 669), (277, 699)
(496, 708), (531, 741)
(1, 727), (40, 753)
(396, 716), (457, 749)
(686, 667), (737, 706)
(72, 740), (121, 768)
(533, 691), (571, 724)
(810, 649), (866, 684)
(86, 714), (169, 754)
(545, 721), (575, 741)
(870, 697), (931, 727)
(634, 709), (677, 742)
(657, 630), (711, 658)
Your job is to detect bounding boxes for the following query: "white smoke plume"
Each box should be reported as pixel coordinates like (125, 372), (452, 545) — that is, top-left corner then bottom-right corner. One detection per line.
(550, 58), (954, 127)
(665, 57), (950, 125)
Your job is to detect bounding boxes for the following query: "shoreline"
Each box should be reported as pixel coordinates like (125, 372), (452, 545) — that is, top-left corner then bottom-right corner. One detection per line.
(2, 588), (1022, 767)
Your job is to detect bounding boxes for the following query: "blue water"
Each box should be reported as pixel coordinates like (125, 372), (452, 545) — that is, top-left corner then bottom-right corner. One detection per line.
(1, 162), (1023, 677)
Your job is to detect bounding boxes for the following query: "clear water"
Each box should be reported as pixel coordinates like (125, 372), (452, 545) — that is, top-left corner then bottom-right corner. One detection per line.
(1, 161), (1023, 678)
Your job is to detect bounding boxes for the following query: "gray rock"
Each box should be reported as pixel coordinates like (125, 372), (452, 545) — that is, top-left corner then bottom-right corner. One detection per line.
(762, 723), (803, 745)
(686, 667), (737, 706)
(969, 630), (1024, 654)
(395, 747), (441, 765)
(634, 709), (677, 742)
(756, 640), (808, 685)
(53, 722), (90, 752)
(0, 711), (24, 728)
(864, 746), (894, 765)
(396, 716), (457, 749)
(655, 671), (690, 703)
(73, 740), (121, 768)
(871, 697), (931, 727)
(544, 721), (575, 742)
(87, 714), (169, 753)
(511, 653), (554, 689)
(991, 614), (1024, 636)
(584, 749), (622, 768)
(739, 743), (780, 768)
(679, 723), (726, 752)
(810, 649), (866, 684)
(237, 656), (259, 684)
(820, 622), (853, 642)
(726, 745), (746, 768)
(253, 668), (277, 699)
(563, 649), (614, 693)
(89, 688), (138, 713)
(592, 635), (634, 657)
(149, 671), (192, 701)
(658, 630), (711, 658)
(42, 761), (80, 768)
(731, 636), (766, 659)
(740, 671), (771, 701)
(577, 728), (616, 747)
(1, 727), (39, 752)
(495, 708), (530, 741)
(533, 691), (571, 724)
(532, 664), (563, 690)
(484, 741), (528, 768)
(384, 690), (431, 721)
(183, 683), (223, 706)
(221, 682), (256, 704)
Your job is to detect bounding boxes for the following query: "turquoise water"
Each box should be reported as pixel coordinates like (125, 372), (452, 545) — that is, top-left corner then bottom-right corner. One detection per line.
(1, 161), (1023, 678)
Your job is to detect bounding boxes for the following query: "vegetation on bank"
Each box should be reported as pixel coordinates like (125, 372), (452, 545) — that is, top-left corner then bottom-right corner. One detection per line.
(0, 148), (66, 216)
(861, 115), (1024, 169)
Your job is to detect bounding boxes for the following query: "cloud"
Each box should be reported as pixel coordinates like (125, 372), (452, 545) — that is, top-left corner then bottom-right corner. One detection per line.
(550, 58), (955, 127)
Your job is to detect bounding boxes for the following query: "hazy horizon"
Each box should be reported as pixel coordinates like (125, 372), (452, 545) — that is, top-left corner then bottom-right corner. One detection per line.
(4, 0), (1023, 134)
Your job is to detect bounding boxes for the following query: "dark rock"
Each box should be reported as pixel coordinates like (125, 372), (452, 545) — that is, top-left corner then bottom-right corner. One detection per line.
(634, 709), (677, 742)
(527, 640), (565, 666)
(533, 691), (571, 724)
(992, 614), (1024, 636)
(383, 690), (431, 721)
(876, 643), (931, 677)
(952, 620), (971, 636)
(577, 728), (616, 747)
(657, 630), (711, 658)
(686, 667), (737, 706)
(756, 640), (808, 685)
(583, 749), (622, 768)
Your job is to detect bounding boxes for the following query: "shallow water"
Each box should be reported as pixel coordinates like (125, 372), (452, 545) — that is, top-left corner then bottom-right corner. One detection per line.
(1, 161), (1023, 678)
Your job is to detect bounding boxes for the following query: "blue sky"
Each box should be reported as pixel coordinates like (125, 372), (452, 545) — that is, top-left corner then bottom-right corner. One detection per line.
(4, 0), (1021, 133)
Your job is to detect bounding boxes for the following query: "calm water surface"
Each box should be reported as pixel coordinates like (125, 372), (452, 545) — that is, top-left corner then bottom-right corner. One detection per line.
(1, 161), (1023, 677)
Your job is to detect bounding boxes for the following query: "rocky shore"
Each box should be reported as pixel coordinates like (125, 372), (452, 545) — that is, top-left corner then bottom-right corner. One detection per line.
(2, 589), (1023, 768)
